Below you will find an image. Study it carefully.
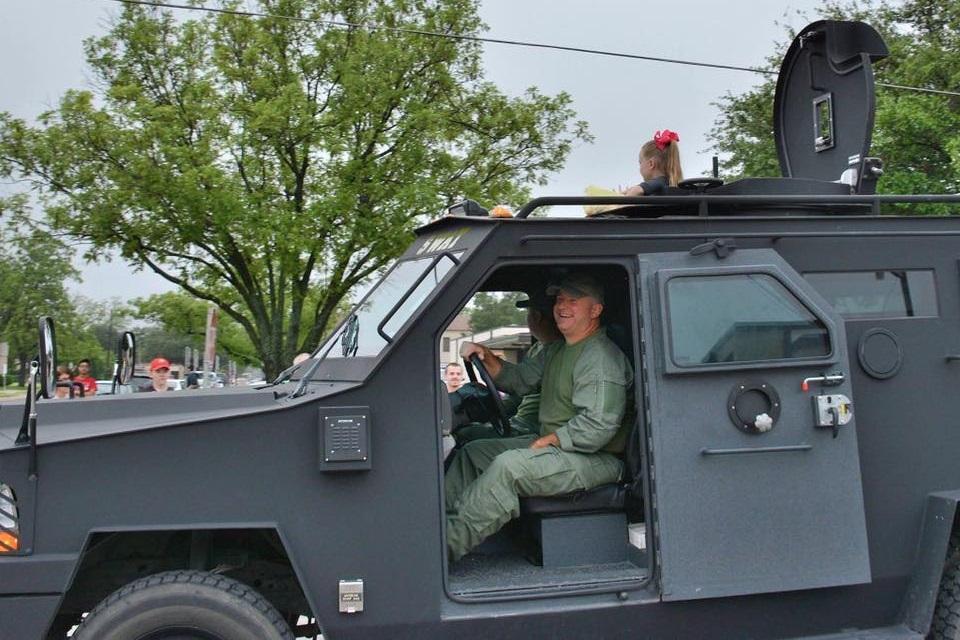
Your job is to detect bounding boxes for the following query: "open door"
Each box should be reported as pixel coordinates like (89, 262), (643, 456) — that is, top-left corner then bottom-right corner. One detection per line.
(640, 247), (870, 601)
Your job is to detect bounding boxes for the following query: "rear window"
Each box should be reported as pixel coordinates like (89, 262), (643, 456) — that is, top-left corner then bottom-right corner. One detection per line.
(667, 274), (830, 366)
(804, 270), (938, 319)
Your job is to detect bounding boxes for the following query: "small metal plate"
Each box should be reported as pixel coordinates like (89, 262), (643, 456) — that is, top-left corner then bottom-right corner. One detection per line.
(813, 394), (853, 427)
(318, 407), (372, 472)
(339, 579), (364, 613)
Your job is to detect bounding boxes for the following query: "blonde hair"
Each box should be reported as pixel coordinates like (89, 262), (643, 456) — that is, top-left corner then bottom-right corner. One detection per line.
(640, 139), (683, 187)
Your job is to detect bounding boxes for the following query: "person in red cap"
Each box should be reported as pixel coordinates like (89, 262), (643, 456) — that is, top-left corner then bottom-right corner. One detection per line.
(140, 357), (173, 393)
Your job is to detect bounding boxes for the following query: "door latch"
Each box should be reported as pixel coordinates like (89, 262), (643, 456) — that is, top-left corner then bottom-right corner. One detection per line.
(801, 372), (845, 391)
(813, 394), (852, 438)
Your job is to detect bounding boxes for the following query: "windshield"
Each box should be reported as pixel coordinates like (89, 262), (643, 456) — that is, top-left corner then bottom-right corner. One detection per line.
(322, 253), (459, 359)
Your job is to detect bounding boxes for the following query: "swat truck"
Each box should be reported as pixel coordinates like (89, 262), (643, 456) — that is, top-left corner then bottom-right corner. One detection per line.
(4, 19), (960, 640)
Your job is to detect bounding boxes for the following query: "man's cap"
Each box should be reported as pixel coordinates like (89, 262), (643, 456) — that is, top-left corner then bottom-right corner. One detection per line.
(516, 289), (554, 311)
(546, 273), (605, 304)
(150, 357), (171, 372)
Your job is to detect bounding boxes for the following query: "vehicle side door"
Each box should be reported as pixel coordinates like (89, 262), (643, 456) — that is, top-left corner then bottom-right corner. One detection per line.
(640, 247), (871, 601)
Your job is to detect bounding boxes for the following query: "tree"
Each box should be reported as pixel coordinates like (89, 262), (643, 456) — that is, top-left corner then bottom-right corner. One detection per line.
(0, 196), (108, 383)
(0, 0), (590, 378)
(77, 296), (134, 359)
(708, 0), (960, 207)
(132, 291), (260, 366)
(468, 292), (526, 333)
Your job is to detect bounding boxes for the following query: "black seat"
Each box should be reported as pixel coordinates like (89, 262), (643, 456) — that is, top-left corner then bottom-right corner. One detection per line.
(521, 483), (625, 516)
(519, 413), (643, 521)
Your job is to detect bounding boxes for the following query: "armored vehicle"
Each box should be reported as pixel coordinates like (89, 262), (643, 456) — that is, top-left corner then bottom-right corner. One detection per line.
(3, 19), (960, 640)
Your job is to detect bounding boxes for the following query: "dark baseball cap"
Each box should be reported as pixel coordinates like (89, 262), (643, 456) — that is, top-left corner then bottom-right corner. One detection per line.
(516, 290), (554, 311)
(545, 273), (604, 304)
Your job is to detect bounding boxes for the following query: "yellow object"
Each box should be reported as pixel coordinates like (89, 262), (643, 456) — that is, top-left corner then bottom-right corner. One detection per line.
(584, 185), (629, 217)
(0, 531), (19, 552)
(490, 205), (513, 218)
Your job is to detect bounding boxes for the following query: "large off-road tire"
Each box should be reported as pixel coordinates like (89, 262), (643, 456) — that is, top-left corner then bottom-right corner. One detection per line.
(72, 570), (294, 640)
(931, 532), (960, 639)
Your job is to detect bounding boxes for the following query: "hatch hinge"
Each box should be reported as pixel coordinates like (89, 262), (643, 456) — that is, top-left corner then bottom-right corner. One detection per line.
(689, 238), (737, 259)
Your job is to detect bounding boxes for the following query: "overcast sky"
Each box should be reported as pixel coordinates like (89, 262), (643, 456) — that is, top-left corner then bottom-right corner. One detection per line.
(1, 0), (828, 302)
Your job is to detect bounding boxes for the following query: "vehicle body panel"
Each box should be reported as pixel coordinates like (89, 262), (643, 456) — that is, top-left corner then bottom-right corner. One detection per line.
(1, 215), (959, 639)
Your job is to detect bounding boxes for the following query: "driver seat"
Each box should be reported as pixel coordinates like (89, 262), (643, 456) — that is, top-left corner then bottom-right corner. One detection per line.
(518, 414), (643, 567)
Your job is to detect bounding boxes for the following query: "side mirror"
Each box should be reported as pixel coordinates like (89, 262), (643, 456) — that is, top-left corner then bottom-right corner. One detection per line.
(37, 317), (57, 400)
(115, 331), (136, 385)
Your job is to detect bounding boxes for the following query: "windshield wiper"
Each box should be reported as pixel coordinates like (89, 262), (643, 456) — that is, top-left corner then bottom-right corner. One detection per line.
(342, 313), (359, 357)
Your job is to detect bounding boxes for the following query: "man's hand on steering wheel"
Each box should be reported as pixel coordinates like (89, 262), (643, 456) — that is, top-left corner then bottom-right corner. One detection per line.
(459, 342), (511, 437)
(459, 342), (503, 379)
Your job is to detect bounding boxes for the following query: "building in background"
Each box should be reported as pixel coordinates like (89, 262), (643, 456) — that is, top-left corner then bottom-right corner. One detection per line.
(439, 312), (473, 366)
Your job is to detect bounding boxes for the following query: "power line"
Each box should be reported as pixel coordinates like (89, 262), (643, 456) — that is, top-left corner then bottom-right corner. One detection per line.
(105, 0), (960, 98)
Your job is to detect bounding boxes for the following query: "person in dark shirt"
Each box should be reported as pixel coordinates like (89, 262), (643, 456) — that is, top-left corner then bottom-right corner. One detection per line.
(622, 129), (683, 196)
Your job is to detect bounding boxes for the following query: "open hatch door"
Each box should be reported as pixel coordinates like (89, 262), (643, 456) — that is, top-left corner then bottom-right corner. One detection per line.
(640, 247), (871, 601)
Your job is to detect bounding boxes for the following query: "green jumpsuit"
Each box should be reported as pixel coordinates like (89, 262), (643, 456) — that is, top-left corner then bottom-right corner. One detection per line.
(453, 341), (548, 443)
(445, 329), (633, 561)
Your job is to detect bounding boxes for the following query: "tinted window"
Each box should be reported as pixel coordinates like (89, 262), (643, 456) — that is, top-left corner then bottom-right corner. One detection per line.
(804, 270), (937, 319)
(668, 274), (830, 366)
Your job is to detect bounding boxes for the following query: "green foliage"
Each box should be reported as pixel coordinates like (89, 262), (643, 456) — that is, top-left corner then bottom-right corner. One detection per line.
(468, 292), (526, 333)
(708, 0), (960, 210)
(0, 0), (589, 377)
(0, 196), (109, 381)
(132, 291), (259, 365)
(76, 296), (134, 358)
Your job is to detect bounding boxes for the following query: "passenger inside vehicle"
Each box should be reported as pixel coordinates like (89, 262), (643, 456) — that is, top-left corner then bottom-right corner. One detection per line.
(441, 264), (647, 596)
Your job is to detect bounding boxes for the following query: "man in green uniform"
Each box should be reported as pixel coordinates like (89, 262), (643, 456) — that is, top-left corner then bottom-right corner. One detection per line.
(446, 273), (633, 562)
(453, 290), (562, 444)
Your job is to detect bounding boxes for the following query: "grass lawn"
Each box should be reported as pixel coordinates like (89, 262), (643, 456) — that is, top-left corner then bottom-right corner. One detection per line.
(0, 386), (27, 400)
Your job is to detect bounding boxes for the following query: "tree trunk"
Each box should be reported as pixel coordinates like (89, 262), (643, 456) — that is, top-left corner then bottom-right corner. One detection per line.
(16, 352), (27, 387)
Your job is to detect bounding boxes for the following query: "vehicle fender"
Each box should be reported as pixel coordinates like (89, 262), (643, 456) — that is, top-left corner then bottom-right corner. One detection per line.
(900, 490), (960, 634)
(49, 523), (316, 638)
(0, 595), (62, 640)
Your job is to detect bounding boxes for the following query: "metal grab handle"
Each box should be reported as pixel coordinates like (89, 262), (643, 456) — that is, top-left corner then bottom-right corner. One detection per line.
(946, 355), (960, 362)
(701, 444), (813, 456)
(801, 372), (845, 391)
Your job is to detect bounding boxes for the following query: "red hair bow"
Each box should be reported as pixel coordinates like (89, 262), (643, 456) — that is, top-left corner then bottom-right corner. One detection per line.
(654, 129), (679, 150)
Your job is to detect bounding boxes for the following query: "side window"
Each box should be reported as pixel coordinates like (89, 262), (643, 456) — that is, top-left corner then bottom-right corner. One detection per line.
(667, 273), (830, 366)
(804, 269), (938, 319)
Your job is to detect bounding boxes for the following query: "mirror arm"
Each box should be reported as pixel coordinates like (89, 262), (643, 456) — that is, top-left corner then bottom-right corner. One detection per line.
(14, 360), (40, 478)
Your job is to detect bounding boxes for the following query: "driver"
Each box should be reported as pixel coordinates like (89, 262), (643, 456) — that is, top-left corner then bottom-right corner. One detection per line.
(453, 290), (561, 444)
(445, 273), (633, 562)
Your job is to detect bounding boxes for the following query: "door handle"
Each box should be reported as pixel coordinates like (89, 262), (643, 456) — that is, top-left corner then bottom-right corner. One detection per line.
(946, 355), (960, 362)
(801, 372), (845, 391)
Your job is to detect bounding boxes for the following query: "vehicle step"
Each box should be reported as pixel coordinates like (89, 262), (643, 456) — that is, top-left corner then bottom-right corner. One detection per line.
(794, 625), (921, 640)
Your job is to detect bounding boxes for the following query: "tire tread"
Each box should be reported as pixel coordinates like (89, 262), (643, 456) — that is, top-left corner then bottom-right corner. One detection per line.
(74, 569), (294, 640)
(932, 532), (960, 639)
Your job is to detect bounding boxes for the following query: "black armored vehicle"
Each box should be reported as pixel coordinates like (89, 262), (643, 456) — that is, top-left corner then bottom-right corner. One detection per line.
(4, 20), (960, 640)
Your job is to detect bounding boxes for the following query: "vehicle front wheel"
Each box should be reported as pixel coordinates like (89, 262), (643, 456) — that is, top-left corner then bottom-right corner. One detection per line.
(931, 532), (960, 639)
(73, 570), (294, 640)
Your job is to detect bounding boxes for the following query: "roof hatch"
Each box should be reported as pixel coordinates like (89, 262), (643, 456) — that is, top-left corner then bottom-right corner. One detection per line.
(774, 21), (888, 192)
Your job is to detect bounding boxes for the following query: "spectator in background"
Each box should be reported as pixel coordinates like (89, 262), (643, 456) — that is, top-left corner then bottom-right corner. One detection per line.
(185, 371), (201, 389)
(293, 352), (311, 366)
(73, 359), (98, 397)
(54, 365), (73, 400)
(139, 357), (173, 393)
(444, 362), (465, 393)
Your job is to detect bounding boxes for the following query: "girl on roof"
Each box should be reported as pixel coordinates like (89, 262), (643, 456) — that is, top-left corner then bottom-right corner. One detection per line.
(622, 129), (683, 196)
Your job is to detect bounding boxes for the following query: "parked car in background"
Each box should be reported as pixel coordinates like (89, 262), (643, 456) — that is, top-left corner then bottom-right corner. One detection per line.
(186, 371), (225, 388)
(94, 380), (134, 395)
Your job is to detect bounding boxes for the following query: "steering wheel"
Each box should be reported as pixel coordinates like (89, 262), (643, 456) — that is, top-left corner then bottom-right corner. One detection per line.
(678, 177), (724, 193)
(462, 354), (512, 437)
